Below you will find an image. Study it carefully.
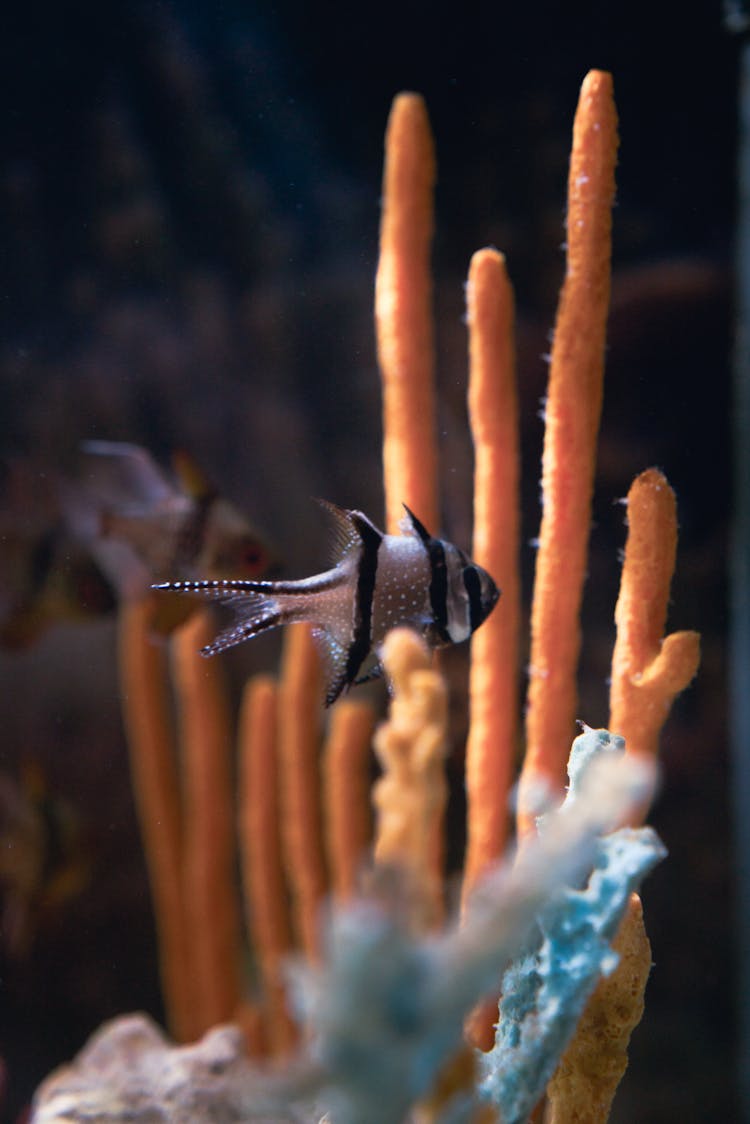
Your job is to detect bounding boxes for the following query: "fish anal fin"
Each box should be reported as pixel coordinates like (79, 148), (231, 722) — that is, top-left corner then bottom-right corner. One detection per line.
(311, 626), (351, 706)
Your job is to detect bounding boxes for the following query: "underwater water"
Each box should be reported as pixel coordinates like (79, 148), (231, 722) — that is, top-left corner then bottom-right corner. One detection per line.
(0, 2), (735, 1121)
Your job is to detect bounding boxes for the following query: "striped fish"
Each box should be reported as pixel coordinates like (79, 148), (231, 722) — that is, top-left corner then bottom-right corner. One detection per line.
(153, 501), (500, 705)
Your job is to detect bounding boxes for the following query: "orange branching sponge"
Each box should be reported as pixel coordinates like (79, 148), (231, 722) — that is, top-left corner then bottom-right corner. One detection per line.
(171, 610), (242, 1034)
(546, 894), (654, 1123)
(519, 70), (619, 836)
(238, 675), (297, 1055)
(322, 699), (375, 901)
(372, 628), (448, 930)
(117, 599), (193, 1043)
(375, 92), (439, 535)
(462, 248), (521, 902)
(277, 623), (328, 961)
(609, 469), (701, 799)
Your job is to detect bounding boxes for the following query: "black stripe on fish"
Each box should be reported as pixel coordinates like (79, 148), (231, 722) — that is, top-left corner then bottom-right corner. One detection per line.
(463, 565), (484, 634)
(401, 504), (451, 643)
(342, 511), (383, 696)
(426, 538), (450, 642)
(173, 490), (216, 570)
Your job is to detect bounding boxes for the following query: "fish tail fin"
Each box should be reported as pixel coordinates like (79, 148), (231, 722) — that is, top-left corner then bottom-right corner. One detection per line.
(152, 578), (277, 597)
(200, 606), (283, 656)
(152, 578), (283, 656)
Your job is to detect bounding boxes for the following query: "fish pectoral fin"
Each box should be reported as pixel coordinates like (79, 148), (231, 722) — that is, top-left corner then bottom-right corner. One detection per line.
(310, 627), (352, 707)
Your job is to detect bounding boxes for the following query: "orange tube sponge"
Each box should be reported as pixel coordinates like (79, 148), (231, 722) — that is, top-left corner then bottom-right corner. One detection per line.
(322, 699), (375, 901)
(375, 92), (439, 534)
(171, 610), (242, 1033)
(117, 598), (193, 1042)
(277, 623), (327, 960)
(519, 70), (619, 835)
(238, 674), (297, 1054)
(462, 248), (521, 901)
(609, 470), (701, 800)
(372, 628), (448, 930)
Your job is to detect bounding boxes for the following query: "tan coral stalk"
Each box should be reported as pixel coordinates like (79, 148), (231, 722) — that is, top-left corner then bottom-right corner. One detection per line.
(546, 894), (653, 1123)
(372, 628), (448, 930)
(171, 610), (241, 1033)
(376, 92), (439, 534)
(519, 70), (619, 836)
(117, 598), (193, 1042)
(609, 469), (701, 805)
(277, 623), (327, 960)
(322, 699), (375, 901)
(463, 248), (521, 902)
(545, 471), (700, 1114)
(238, 675), (297, 1054)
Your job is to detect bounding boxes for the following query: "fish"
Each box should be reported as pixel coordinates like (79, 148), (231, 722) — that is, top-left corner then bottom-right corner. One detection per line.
(154, 501), (500, 705)
(0, 759), (90, 958)
(0, 458), (117, 648)
(0, 536), (117, 648)
(67, 442), (279, 631)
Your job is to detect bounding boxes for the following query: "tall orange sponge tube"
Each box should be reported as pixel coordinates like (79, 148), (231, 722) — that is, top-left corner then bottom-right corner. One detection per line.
(519, 70), (619, 835)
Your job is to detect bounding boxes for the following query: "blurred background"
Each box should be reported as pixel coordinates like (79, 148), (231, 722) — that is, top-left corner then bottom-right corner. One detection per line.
(0, 2), (734, 1120)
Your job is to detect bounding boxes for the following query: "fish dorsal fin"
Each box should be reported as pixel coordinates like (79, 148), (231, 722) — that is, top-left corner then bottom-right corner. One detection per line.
(315, 499), (383, 565)
(80, 441), (175, 507)
(171, 449), (216, 501)
(400, 504), (434, 548)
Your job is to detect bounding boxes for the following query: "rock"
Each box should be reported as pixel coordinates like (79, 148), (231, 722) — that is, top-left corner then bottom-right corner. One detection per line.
(31, 1013), (289, 1123)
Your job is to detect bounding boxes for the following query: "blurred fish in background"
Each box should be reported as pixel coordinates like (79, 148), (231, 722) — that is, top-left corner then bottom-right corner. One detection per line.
(0, 758), (90, 960)
(0, 458), (117, 649)
(0, 444), (279, 645)
(67, 441), (280, 632)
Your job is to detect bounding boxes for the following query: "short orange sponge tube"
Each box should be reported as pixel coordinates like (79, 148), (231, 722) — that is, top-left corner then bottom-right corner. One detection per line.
(609, 470), (701, 795)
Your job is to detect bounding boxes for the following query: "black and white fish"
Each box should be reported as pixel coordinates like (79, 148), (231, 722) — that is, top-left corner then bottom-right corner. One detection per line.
(153, 502), (500, 705)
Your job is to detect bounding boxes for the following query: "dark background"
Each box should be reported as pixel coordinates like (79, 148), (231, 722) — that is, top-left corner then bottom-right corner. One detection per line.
(0, 2), (735, 1120)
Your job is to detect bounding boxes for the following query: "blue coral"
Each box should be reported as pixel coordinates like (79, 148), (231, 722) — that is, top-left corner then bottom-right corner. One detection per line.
(288, 727), (665, 1124)
(477, 730), (666, 1124)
